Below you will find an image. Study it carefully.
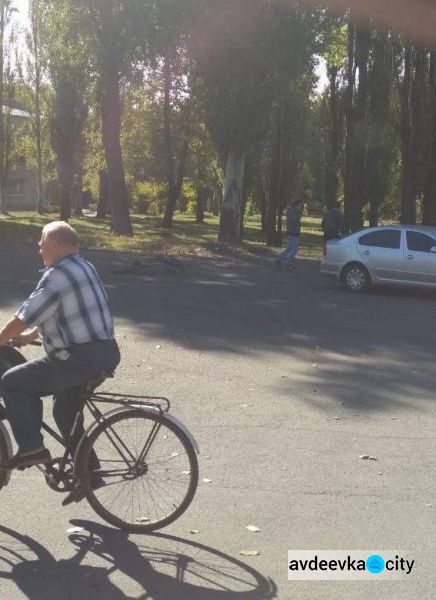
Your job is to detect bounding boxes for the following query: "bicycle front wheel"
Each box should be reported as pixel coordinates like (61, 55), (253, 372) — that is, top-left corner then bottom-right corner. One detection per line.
(77, 408), (199, 532)
(0, 422), (13, 490)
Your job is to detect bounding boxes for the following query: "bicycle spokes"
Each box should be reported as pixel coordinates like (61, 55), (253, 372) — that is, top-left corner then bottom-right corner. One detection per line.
(79, 410), (198, 531)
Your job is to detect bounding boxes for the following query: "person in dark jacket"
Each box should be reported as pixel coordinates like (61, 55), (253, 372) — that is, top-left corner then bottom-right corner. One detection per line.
(321, 202), (345, 241)
(276, 201), (303, 270)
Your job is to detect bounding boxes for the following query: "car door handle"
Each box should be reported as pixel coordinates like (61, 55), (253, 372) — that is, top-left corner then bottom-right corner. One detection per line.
(363, 250), (370, 256)
(406, 254), (414, 260)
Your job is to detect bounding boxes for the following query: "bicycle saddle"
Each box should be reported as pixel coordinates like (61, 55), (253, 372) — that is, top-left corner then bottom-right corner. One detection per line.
(85, 369), (115, 393)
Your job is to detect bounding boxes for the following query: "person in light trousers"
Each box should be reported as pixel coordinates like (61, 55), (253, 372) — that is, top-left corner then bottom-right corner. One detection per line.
(276, 200), (303, 270)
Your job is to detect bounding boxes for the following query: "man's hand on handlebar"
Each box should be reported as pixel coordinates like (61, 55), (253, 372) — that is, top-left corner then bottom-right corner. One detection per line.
(0, 316), (28, 347)
(11, 327), (40, 347)
(11, 334), (33, 347)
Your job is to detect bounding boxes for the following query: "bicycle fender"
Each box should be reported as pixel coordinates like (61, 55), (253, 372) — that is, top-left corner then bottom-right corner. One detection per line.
(0, 420), (13, 486)
(76, 405), (200, 462)
(123, 405), (200, 455)
(161, 412), (200, 454)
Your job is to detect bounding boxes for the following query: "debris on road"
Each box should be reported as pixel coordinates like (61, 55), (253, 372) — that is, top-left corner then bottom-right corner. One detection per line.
(240, 550), (260, 557)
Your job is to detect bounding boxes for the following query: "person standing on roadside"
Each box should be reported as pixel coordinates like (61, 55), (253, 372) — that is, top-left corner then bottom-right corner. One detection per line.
(276, 200), (303, 270)
(321, 202), (345, 242)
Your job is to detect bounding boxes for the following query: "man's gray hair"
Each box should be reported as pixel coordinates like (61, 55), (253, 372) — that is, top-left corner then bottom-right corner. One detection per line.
(42, 221), (79, 247)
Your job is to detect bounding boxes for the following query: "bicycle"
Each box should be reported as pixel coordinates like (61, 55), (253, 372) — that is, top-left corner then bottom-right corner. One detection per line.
(0, 341), (199, 533)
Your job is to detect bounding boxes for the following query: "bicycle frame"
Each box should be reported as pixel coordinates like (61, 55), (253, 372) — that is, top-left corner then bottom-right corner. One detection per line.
(38, 391), (174, 485)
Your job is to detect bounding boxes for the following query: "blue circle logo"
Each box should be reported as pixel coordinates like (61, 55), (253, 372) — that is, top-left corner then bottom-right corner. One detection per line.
(366, 555), (385, 574)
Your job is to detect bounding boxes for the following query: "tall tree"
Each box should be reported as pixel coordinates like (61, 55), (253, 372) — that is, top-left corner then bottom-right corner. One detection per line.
(323, 19), (347, 209)
(42, 0), (90, 221)
(25, 0), (45, 213)
(143, 0), (197, 228)
(400, 45), (428, 224)
(366, 31), (396, 226)
(343, 17), (355, 231)
(349, 24), (370, 231)
(194, 0), (278, 242)
(0, 0), (13, 215)
(423, 52), (436, 225)
(74, 0), (146, 235)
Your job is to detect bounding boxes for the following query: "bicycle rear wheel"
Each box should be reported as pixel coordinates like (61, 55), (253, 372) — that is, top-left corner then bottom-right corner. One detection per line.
(76, 408), (198, 532)
(0, 423), (13, 489)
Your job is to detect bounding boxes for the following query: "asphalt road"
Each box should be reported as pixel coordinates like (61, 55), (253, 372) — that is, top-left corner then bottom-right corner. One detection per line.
(0, 240), (435, 600)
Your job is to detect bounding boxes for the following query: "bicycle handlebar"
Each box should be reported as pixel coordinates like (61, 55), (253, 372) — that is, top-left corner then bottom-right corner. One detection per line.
(8, 339), (42, 348)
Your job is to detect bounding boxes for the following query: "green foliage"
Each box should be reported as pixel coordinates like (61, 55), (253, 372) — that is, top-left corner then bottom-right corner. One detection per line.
(181, 179), (196, 213)
(41, 1), (92, 164)
(193, 0), (280, 155)
(323, 22), (348, 69)
(131, 180), (166, 215)
(2, 2), (427, 235)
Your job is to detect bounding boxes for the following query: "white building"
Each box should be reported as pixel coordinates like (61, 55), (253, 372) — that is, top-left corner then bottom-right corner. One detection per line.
(3, 106), (38, 210)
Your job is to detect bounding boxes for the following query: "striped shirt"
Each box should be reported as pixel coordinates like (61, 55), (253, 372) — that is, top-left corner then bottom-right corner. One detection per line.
(16, 253), (114, 352)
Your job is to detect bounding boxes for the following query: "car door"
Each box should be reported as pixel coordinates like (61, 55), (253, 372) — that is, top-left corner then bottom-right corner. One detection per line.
(403, 230), (436, 286)
(356, 229), (403, 282)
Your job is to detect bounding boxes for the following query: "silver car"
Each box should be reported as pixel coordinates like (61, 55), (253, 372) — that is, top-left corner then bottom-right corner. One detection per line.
(321, 225), (436, 292)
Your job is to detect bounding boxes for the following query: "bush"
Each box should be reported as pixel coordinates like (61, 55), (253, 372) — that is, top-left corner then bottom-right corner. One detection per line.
(181, 180), (197, 214)
(131, 180), (166, 215)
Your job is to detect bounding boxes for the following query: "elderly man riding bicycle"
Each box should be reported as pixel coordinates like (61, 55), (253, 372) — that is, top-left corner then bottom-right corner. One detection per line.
(0, 222), (120, 483)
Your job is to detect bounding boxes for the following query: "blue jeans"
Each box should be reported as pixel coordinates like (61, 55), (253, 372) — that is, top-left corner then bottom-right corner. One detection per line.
(0, 340), (120, 453)
(277, 235), (300, 266)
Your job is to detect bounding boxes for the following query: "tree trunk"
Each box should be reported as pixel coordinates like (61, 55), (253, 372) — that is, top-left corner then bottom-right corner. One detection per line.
(161, 52), (177, 228)
(73, 175), (83, 216)
(349, 25), (370, 232)
(0, 5), (5, 214)
(276, 93), (291, 236)
(73, 134), (86, 216)
(31, 1), (44, 214)
(212, 186), (221, 216)
(367, 31), (391, 227)
(196, 188), (206, 224)
(97, 169), (109, 218)
(81, 189), (91, 209)
(401, 45), (415, 224)
(408, 48), (426, 222)
(100, 66), (132, 235)
(266, 103), (282, 246)
(325, 66), (340, 208)
(94, 2), (131, 234)
(343, 19), (355, 233)
(260, 181), (267, 233)
(423, 52), (436, 225)
(161, 53), (190, 228)
(58, 156), (74, 221)
(218, 149), (245, 242)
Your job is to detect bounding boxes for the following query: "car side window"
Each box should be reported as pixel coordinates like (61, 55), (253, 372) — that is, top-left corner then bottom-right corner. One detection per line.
(358, 230), (401, 249)
(406, 231), (436, 253)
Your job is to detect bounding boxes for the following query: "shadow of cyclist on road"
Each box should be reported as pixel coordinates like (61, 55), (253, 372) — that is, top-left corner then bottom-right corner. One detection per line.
(0, 520), (277, 600)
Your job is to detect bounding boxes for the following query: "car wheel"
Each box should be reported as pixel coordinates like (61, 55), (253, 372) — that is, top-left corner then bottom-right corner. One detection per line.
(342, 263), (370, 293)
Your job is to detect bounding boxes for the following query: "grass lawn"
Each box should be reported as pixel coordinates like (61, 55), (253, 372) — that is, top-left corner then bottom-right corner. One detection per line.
(0, 211), (323, 260)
